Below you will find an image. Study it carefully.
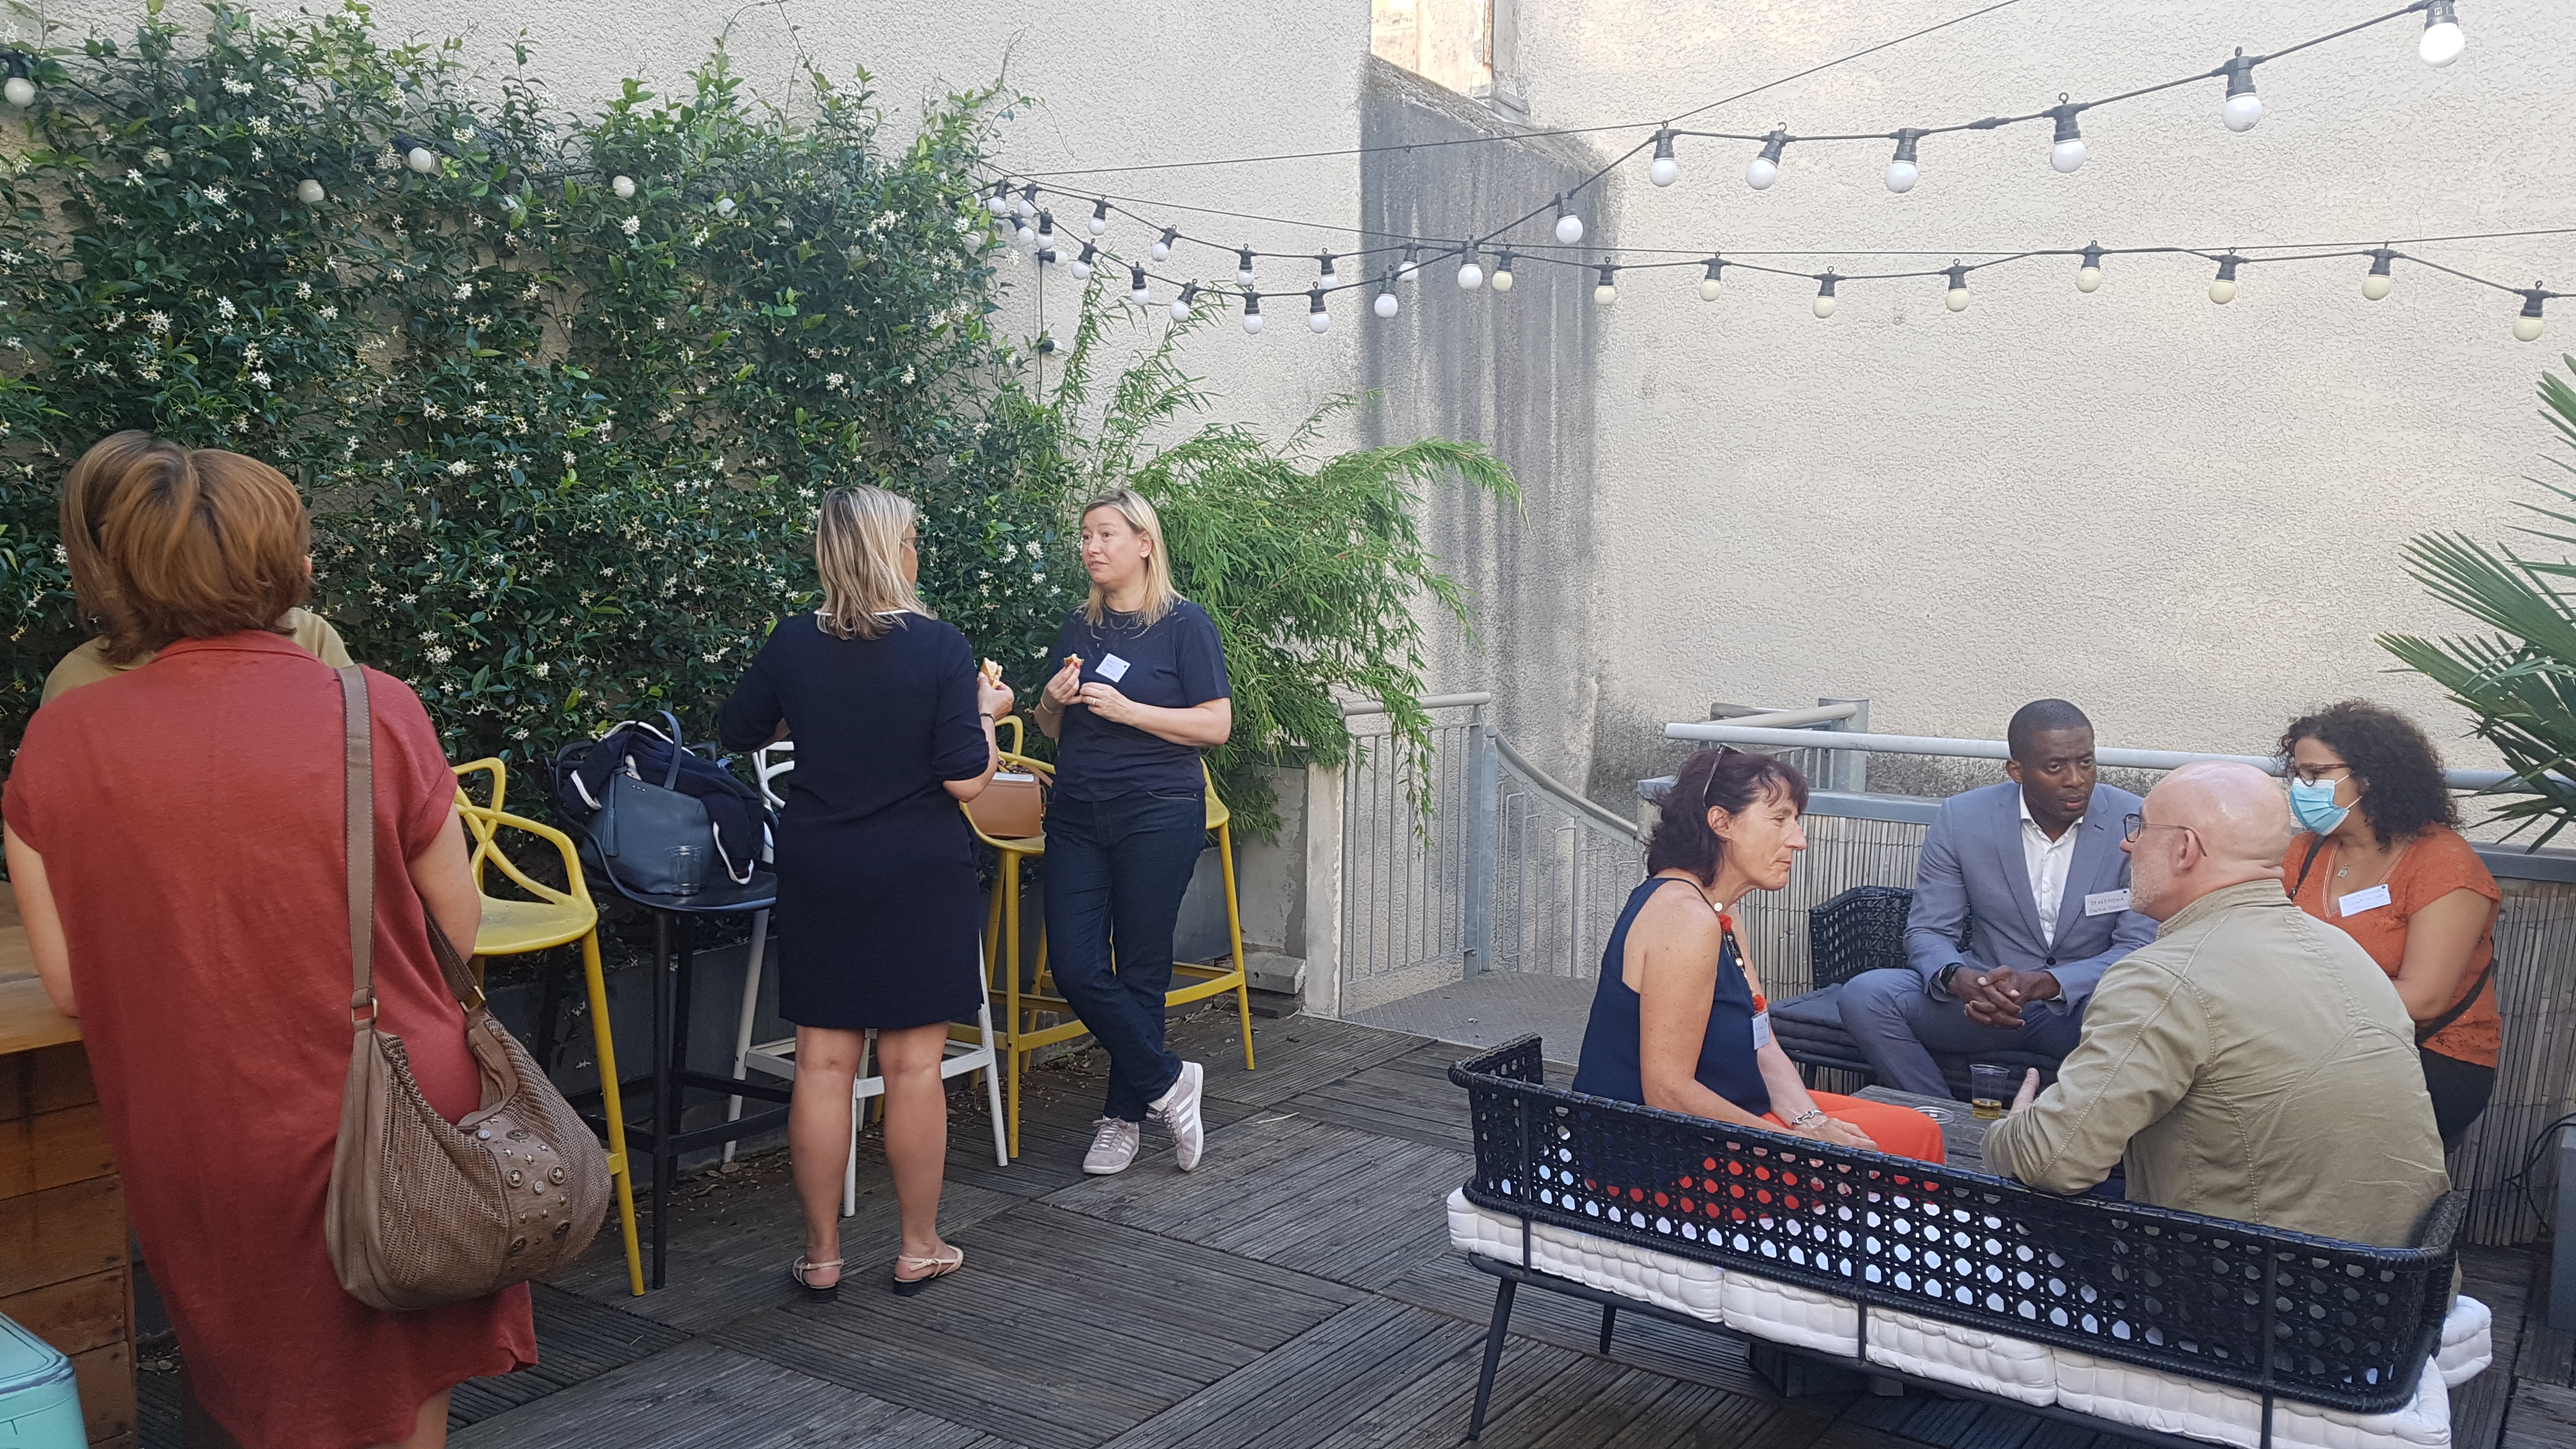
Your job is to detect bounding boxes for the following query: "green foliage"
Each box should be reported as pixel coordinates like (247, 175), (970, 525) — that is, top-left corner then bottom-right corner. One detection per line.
(0, 2), (1073, 755)
(1045, 296), (1519, 831)
(2384, 358), (2576, 843)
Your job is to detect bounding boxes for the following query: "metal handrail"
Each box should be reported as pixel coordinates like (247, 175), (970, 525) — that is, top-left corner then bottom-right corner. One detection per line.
(1494, 732), (1646, 842)
(1663, 720), (2536, 795)
(1342, 691), (1494, 717)
(1717, 703), (1860, 730)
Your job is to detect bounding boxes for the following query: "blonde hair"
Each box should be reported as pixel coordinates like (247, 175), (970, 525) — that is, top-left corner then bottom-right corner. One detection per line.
(1078, 487), (1179, 627)
(814, 485), (930, 640)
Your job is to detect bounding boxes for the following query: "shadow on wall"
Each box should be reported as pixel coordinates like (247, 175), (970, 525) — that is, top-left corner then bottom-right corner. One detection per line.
(1358, 56), (1606, 789)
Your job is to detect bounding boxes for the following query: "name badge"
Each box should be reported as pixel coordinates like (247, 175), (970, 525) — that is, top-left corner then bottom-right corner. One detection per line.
(2338, 883), (2393, 917)
(1095, 653), (1131, 684)
(1751, 1011), (1774, 1050)
(2083, 889), (2131, 917)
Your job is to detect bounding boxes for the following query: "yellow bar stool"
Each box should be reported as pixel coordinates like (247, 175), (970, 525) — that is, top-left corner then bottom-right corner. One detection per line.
(960, 719), (1089, 1158)
(452, 759), (647, 1298)
(1167, 760), (1257, 1072)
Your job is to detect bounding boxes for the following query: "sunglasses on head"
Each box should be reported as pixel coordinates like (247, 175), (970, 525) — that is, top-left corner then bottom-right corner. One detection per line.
(1699, 746), (1747, 813)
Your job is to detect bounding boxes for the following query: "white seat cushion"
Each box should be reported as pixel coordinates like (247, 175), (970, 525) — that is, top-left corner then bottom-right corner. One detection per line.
(1445, 1188), (1726, 1323)
(1721, 1269), (1861, 1356)
(2055, 1349), (2450, 1449)
(2437, 1296), (2492, 1388)
(1866, 1307), (2057, 1406)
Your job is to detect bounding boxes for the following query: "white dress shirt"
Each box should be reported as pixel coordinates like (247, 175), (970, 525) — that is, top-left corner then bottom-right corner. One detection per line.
(2018, 793), (2082, 949)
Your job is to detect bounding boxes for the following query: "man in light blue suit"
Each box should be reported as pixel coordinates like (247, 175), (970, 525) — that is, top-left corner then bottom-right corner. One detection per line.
(1837, 700), (2158, 1098)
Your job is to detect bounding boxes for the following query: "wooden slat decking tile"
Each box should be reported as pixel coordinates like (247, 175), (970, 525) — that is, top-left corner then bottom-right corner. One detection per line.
(1198, 1016), (1424, 1109)
(449, 1283), (693, 1425)
(447, 1339), (1007, 1448)
(2458, 1245), (2542, 1449)
(1327, 1337), (1614, 1448)
(702, 1201), (1356, 1448)
(1271, 1043), (1475, 1150)
(1935, 1400), (2048, 1449)
(1096, 1300), (1482, 1449)
(939, 1063), (1261, 1201)
(2502, 1379), (2576, 1449)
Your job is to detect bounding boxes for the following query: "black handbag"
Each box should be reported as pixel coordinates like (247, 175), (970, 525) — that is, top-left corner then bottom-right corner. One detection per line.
(555, 714), (763, 896)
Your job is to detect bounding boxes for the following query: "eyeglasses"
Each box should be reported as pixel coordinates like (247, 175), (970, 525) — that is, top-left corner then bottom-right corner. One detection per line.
(2121, 813), (2200, 846)
(2287, 763), (2354, 785)
(1701, 745), (1747, 812)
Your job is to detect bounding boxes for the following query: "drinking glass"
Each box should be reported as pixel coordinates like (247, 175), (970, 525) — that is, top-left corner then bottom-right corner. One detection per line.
(666, 843), (707, 897)
(1970, 1062), (2016, 1120)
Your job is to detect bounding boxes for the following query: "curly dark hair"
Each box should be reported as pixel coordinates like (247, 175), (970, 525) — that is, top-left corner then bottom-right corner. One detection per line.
(2277, 700), (2458, 845)
(1648, 748), (1810, 883)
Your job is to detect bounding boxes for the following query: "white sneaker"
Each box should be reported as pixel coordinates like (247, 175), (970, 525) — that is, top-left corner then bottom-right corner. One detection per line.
(1149, 1061), (1206, 1172)
(1083, 1117), (1142, 1175)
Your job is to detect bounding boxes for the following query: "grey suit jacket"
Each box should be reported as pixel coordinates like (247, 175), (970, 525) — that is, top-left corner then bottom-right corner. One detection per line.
(1901, 780), (2156, 1011)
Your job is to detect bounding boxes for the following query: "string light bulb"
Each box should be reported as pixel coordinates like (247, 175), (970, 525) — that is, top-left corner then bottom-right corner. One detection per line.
(1648, 130), (1680, 188)
(1308, 289), (1330, 334)
(1015, 184), (1038, 219)
(1399, 245), (1422, 283)
(2419, 0), (2465, 67)
(2209, 254), (2242, 304)
(2076, 242), (2104, 293)
(1236, 247), (1257, 286)
(1944, 263), (1970, 312)
(1153, 226), (1179, 262)
(613, 174), (638, 201)
(1491, 250), (1515, 293)
(1130, 264), (1152, 305)
(984, 181), (1009, 216)
(1699, 256), (1726, 302)
(2515, 286), (2547, 342)
(395, 136), (440, 174)
(716, 195), (737, 218)
(1070, 242), (1096, 280)
(1457, 247), (1484, 291)
(1170, 280), (1199, 321)
(2363, 249), (2395, 301)
(1241, 293), (1263, 335)
(297, 178), (326, 205)
(1374, 275), (1400, 318)
(1554, 195), (1584, 245)
(2, 58), (33, 109)
(1032, 211), (1055, 258)
(1015, 211), (1036, 245)
(1813, 272), (1839, 319)
(1886, 130), (1923, 194)
(1317, 251), (1340, 290)
(2048, 96), (2087, 173)
(1745, 128), (1788, 190)
(1089, 198), (1110, 236)
(2220, 50), (2262, 132)
(1593, 264), (1617, 307)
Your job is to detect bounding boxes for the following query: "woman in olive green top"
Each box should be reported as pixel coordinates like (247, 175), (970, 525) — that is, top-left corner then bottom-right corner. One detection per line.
(42, 431), (351, 703)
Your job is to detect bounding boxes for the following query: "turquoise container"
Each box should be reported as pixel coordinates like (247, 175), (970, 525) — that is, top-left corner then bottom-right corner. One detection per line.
(0, 1317), (82, 1448)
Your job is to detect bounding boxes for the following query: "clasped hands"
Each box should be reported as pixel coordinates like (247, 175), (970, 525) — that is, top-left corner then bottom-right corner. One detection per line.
(1951, 964), (2060, 1027)
(1041, 656), (1142, 726)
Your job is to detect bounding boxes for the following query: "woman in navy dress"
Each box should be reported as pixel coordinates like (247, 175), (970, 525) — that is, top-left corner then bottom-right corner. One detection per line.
(719, 485), (1011, 1298)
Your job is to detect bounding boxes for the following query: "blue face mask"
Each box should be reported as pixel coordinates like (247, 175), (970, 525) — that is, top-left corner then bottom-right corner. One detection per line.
(2287, 778), (2351, 834)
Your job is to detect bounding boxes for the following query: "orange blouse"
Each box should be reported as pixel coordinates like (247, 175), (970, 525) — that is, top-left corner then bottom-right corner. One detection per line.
(2281, 825), (2500, 1067)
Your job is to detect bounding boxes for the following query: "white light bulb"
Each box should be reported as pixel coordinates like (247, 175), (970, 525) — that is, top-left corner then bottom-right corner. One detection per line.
(1089, 217), (1108, 236)
(1169, 298), (1188, 321)
(2363, 273), (2393, 302)
(1374, 291), (1399, 318)
(2076, 266), (2103, 293)
(1945, 287), (1968, 312)
(1309, 309), (1330, 334)
(1013, 194), (1033, 219)
(2050, 139), (2087, 174)
(1151, 232), (1174, 262)
(716, 196), (737, 217)
(296, 178), (326, 205)
(1319, 268), (1340, 290)
(984, 192), (1006, 217)
(1812, 294), (1837, 319)
(1555, 213), (1583, 244)
(1070, 258), (1091, 280)
(1398, 249), (1421, 283)
(1237, 266), (1255, 285)
(613, 175), (637, 200)
(2223, 94), (2263, 133)
(1650, 155), (1678, 187)
(3, 77), (33, 109)
(1744, 157), (1779, 190)
(1885, 160), (1919, 194)
(1699, 278), (1722, 302)
(2420, 20), (2465, 68)
(2209, 279), (2237, 304)
(1243, 312), (1264, 335)
(1593, 282), (1616, 306)
(1491, 268), (1514, 293)
(2515, 316), (2545, 342)
(1457, 260), (1483, 291)
(406, 146), (440, 174)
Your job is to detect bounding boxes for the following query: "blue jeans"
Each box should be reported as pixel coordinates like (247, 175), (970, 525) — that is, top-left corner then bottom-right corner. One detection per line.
(1836, 966), (2087, 1099)
(1043, 790), (1204, 1121)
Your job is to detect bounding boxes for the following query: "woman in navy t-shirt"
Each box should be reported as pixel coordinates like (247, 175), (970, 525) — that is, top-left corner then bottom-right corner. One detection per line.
(1032, 488), (1232, 1177)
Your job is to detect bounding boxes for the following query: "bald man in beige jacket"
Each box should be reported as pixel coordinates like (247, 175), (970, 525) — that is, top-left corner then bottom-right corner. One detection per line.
(1981, 762), (2450, 1248)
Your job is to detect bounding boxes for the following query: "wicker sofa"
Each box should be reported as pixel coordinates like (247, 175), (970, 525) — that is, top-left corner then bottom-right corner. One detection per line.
(1446, 1037), (2492, 1448)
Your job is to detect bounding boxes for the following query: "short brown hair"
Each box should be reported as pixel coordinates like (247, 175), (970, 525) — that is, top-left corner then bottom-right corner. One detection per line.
(75, 433), (310, 661)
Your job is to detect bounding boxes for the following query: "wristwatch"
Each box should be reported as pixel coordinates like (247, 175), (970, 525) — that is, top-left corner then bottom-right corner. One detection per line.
(1936, 963), (1963, 996)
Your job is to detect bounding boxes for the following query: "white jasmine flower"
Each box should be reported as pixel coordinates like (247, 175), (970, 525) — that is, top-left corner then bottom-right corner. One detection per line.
(143, 147), (169, 167)
(425, 645), (454, 664)
(620, 216), (640, 237)
(296, 282), (311, 299)
(451, 125), (474, 143)
(221, 79), (253, 96)
(447, 459), (472, 475)
(123, 169), (142, 185)
(249, 116), (272, 136)
(452, 283), (473, 302)
(318, 305), (337, 321)
(901, 366), (914, 385)
(250, 369), (271, 387)
(242, 343), (260, 364)
(201, 185), (227, 205)
(561, 451), (576, 466)
(531, 661), (549, 678)
(418, 630), (441, 643)
(399, 593), (417, 604)
(824, 372), (844, 388)
(249, 146), (263, 162)
(215, 297), (236, 319)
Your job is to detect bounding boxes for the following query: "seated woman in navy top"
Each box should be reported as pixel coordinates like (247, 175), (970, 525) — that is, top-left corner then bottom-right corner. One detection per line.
(1574, 748), (1945, 1162)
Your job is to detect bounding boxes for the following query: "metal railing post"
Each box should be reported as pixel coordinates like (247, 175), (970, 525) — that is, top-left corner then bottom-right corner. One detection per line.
(1820, 697), (1870, 794)
(1306, 760), (1347, 1019)
(1464, 714), (1498, 976)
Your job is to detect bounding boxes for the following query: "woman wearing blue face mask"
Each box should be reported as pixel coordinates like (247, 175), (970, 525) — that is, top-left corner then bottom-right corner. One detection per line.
(2278, 702), (2500, 1147)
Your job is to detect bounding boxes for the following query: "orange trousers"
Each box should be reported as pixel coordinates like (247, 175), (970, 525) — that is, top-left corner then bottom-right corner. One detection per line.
(1763, 1091), (1946, 1164)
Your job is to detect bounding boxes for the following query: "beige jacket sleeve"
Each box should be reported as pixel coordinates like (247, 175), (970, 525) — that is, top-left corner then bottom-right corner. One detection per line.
(1982, 954), (2205, 1194)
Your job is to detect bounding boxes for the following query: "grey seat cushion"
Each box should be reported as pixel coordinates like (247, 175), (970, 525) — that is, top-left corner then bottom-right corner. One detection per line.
(1770, 983), (2064, 1098)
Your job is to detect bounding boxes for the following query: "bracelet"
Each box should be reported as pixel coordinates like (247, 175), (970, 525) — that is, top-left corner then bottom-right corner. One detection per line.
(1787, 1108), (1828, 1130)
(978, 712), (994, 721)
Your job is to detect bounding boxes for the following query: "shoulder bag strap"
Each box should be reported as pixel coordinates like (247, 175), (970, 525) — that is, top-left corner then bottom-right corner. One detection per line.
(2290, 834), (2329, 898)
(2416, 960), (2496, 1045)
(659, 710), (687, 789)
(340, 665), (378, 1027)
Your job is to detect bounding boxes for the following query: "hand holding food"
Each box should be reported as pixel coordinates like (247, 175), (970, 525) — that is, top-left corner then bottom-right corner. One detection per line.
(1042, 655), (1085, 710)
(975, 660), (1015, 719)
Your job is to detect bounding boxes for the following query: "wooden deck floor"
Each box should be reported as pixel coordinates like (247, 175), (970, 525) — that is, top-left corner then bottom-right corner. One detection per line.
(140, 1011), (2568, 1448)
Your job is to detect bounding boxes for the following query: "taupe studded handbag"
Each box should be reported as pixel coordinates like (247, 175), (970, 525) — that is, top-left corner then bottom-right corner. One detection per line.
(324, 665), (611, 1312)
